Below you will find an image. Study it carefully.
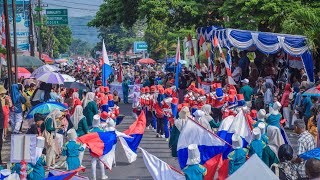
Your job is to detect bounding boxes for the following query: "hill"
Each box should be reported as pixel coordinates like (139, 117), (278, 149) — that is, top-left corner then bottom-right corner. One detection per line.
(69, 16), (99, 45)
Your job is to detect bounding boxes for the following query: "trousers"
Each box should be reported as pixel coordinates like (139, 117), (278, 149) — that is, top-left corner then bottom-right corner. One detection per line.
(91, 157), (106, 180)
(9, 112), (22, 133)
(157, 117), (164, 135)
(46, 141), (56, 167)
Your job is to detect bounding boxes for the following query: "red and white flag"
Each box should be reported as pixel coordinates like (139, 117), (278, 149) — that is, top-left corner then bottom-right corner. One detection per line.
(175, 38), (181, 64)
(199, 35), (209, 59)
(186, 34), (194, 56)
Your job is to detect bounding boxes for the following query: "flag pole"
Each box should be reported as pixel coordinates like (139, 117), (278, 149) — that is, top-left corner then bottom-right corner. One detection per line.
(188, 116), (232, 147)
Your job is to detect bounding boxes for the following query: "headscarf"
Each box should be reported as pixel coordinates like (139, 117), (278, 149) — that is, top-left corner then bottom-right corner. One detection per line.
(45, 109), (62, 130)
(11, 84), (20, 104)
(83, 92), (95, 108)
(43, 83), (52, 102)
(71, 105), (85, 130)
(267, 125), (285, 157)
(201, 104), (213, 122)
(72, 92), (79, 99)
(176, 107), (190, 131)
(193, 110), (211, 131)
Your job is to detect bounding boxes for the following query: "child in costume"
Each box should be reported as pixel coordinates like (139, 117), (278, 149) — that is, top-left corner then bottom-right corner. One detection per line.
(253, 109), (266, 128)
(30, 136), (46, 180)
(228, 134), (248, 175)
(62, 128), (85, 170)
(266, 101), (282, 129)
(182, 144), (207, 180)
(247, 127), (266, 159)
(258, 122), (269, 144)
(89, 115), (108, 180)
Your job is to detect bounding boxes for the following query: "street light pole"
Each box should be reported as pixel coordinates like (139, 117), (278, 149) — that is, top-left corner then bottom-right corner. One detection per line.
(3, 0), (13, 91)
(37, 0), (42, 61)
(12, 0), (18, 83)
(29, 2), (35, 57)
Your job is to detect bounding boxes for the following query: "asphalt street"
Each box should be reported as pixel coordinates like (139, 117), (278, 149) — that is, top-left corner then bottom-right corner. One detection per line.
(2, 103), (299, 180)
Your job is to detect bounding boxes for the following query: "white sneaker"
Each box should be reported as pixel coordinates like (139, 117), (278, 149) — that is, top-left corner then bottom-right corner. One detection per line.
(161, 135), (165, 138)
(146, 126), (150, 130)
(101, 175), (108, 179)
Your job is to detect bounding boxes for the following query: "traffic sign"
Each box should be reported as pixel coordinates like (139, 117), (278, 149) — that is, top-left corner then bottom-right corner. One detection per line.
(134, 41), (148, 53)
(46, 9), (68, 26)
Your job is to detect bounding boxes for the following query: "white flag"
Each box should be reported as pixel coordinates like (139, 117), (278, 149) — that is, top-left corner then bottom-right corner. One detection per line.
(140, 147), (185, 180)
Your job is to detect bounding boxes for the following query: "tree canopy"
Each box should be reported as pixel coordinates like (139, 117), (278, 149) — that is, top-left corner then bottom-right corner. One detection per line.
(89, 0), (320, 59)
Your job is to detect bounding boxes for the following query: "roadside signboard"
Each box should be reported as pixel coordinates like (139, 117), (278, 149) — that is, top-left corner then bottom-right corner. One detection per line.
(46, 9), (68, 26)
(134, 41), (148, 53)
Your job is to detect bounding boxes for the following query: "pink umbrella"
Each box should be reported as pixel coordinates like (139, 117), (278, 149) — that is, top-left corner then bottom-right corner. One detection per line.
(138, 58), (156, 64)
(12, 67), (31, 78)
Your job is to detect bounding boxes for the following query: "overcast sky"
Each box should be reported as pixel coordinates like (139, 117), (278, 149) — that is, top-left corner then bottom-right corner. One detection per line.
(42, 0), (104, 17)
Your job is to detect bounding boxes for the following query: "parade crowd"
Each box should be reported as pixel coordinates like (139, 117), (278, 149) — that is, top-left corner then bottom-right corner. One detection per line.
(0, 50), (320, 180)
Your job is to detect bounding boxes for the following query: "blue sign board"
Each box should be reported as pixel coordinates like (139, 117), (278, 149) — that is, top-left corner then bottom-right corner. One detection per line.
(134, 41), (148, 53)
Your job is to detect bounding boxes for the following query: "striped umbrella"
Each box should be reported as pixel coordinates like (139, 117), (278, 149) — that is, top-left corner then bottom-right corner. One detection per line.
(302, 85), (320, 97)
(36, 72), (65, 84)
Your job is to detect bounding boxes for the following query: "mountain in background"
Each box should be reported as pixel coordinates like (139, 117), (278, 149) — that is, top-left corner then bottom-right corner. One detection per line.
(69, 16), (99, 45)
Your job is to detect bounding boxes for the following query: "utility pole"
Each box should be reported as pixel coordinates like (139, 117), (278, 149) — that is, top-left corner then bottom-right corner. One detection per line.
(12, 0), (18, 83)
(29, 2), (35, 57)
(37, 0), (42, 61)
(3, 0), (12, 92)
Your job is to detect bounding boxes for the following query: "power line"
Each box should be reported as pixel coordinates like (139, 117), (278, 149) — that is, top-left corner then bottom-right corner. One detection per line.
(46, 3), (98, 11)
(48, 0), (101, 7)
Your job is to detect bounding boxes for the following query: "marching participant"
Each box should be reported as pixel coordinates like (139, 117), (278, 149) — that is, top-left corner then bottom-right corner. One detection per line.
(228, 134), (248, 175)
(211, 83), (226, 122)
(149, 86), (157, 130)
(62, 129), (85, 170)
(129, 85), (141, 119)
(162, 88), (173, 140)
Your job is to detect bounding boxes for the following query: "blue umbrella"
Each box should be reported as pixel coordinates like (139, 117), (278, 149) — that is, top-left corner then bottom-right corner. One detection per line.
(26, 102), (67, 119)
(302, 85), (320, 97)
(299, 148), (320, 161)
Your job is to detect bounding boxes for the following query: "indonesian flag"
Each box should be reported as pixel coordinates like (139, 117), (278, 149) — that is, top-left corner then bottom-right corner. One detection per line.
(186, 34), (194, 56)
(175, 38), (181, 64)
(214, 35), (236, 85)
(199, 35), (209, 59)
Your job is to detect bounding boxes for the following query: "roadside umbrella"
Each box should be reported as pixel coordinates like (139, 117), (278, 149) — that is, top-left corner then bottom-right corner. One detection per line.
(12, 67), (31, 78)
(36, 72), (65, 84)
(302, 85), (320, 97)
(63, 82), (88, 90)
(55, 58), (68, 63)
(12, 55), (45, 68)
(61, 74), (75, 82)
(122, 61), (130, 65)
(26, 102), (67, 119)
(31, 64), (60, 77)
(138, 58), (156, 64)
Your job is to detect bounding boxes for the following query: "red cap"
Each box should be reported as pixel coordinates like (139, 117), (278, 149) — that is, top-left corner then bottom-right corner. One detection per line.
(228, 95), (235, 103)
(250, 110), (257, 118)
(97, 93), (104, 98)
(99, 86), (105, 93)
(157, 85), (163, 90)
(100, 111), (109, 120)
(104, 87), (110, 93)
(141, 87), (145, 93)
(169, 79), (174, 84)
(199, 89), (205, 96)
(193, 88), (200, 94)
(171, 97), (179, 104)
(216, 83), (222, 88)
(164, 88), (173, 96)
(145, 87), (150, 93)
(158, 87), (165, 94)
(150, 86), (156, 92)
(187, 84), (195, 91)
(236, 94), (244, 101)
(211, 83), (217, 89)
(229, 88), (237, 96)
(108, 94), (113, 100)
(182, 103), (189, 107)
(178, 104), (183, 112)
(101, 98), (108, 105)
(74, 99), (82, 106)
(97, 80), (102, 86)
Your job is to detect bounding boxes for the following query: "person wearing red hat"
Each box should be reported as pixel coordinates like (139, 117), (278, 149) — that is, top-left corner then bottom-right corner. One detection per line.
(129, 85), (141, 119)
(140, 87), (146, 115)
(149, 86), (157, 130)
(155, 87), (165, 138)
(144, 87), (153, 129)
(211, 86), (226, 122)
(162, 89), (173, 140)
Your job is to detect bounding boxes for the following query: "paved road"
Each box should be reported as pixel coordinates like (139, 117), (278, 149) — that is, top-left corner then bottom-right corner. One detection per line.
(1, 103), (300, 179)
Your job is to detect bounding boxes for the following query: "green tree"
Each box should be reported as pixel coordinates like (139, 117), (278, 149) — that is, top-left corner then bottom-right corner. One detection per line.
(70, 39), (92, 56)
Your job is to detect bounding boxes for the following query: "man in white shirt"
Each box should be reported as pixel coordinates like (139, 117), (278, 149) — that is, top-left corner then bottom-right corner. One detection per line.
(232, 62), (242, 83)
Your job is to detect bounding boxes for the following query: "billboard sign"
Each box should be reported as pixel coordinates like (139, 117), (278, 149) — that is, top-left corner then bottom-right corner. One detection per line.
(46, 9), (68, 26)
(134, 41), (148, 53)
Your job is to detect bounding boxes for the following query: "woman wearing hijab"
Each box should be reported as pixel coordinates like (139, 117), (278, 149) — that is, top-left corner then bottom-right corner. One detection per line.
(201, 104), (219, 129)
(169, 106), (190, 157)
(83, 92), (98, 127)
(266, 101), (282, 129)
(262, 125), (285, 167)
(281, 84), (292, 128)
(193, 110), (211, 131)
(264, 82), (273, 112)
(10, 84), (26, 134)
(42, 109), (63, 168)
(71, 105), (89, 137)
(70, 92), (81, 115)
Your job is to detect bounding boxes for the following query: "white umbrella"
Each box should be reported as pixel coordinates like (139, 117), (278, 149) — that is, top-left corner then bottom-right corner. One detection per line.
(36, 72), (64, 84)
(31, 64), (60, 77)
(61, 74), (75, 82)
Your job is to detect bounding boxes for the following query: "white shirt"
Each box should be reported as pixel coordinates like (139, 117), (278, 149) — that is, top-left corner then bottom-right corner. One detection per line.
(232, 67), (242, 82)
